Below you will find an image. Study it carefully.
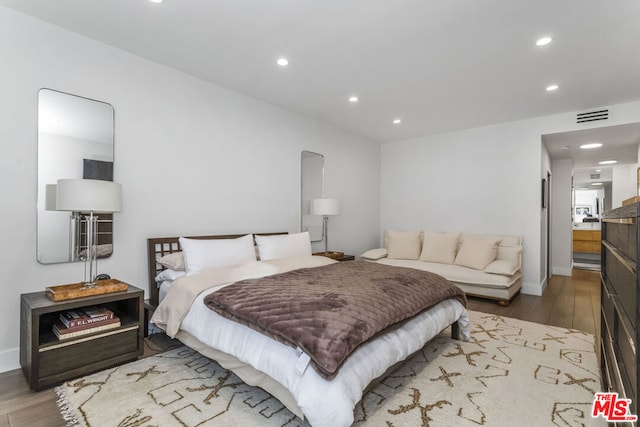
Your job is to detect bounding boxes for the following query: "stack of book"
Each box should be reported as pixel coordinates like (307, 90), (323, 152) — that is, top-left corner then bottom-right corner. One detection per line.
(54, 306), (121, 340)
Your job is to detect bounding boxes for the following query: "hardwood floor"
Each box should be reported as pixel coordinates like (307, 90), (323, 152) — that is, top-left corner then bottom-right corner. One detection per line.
(467, 269), (601, 337)
(1, 272), (600, 426)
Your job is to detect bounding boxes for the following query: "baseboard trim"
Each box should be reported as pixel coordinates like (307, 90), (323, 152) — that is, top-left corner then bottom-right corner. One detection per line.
(0, 347), (20, 374)
(552, 266), (573, 276)
(522, 282), (543, 296)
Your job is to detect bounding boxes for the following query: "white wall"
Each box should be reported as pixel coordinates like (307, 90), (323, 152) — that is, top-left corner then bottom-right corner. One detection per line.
(611, 163), (638, 208)
(0, 7), (380, 372)
(381, 101), (640, 296)
(550, 159), (573, 276)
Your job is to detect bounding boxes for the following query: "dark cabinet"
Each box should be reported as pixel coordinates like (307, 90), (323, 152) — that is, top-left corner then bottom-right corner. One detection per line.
(600, 203), (639, 424)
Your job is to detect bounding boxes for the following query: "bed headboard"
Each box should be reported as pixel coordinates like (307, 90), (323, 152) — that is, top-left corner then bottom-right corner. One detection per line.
(146, 232), (286, 307)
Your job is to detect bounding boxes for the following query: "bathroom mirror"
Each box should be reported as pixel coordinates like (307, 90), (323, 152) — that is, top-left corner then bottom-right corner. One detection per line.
(301, 151), (324, 242)
(37, 89), (115, 264)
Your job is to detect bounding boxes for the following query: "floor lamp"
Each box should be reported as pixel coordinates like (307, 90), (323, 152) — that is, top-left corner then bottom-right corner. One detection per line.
(56, 179), (122, 287)
(311, 198), (340, 255)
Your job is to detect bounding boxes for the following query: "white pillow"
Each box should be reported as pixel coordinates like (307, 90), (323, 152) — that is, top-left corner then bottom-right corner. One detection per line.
(386, 230), (422, 260)
(360, 248), (388, 260)
(179, 234), (256, 275)
(420, 232), (459, 264)
(154, 269), (186, 282)
(454, 238), (501, 270)
(484, 259), (520, 276)
(255, 232), (312, 261)
(157, 252), (185, 271)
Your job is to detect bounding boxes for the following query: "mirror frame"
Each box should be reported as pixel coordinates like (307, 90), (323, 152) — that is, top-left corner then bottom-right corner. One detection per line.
(37, 88), (115, 264)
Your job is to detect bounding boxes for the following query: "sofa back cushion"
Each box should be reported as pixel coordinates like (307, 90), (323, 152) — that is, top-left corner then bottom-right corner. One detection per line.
(454, 238), (501, 270)
(386, 230), (422, 260)
(420, 232), (459, 264)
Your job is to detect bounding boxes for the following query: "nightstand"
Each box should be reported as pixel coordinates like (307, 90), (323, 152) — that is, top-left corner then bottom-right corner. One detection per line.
(20, 284), (144, 390)
(334, 255), (355, 261)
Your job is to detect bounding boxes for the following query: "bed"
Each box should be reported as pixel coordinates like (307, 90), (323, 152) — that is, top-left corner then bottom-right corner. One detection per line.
(147, 232), (470, 427)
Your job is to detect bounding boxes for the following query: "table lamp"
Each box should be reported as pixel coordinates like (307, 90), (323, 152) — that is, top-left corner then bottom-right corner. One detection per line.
(56, 179), (122, 287)
(311, 198), (340, 255)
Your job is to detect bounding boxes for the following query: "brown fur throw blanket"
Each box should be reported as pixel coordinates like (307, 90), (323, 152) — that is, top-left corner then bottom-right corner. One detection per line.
(204, 260), (466, 379)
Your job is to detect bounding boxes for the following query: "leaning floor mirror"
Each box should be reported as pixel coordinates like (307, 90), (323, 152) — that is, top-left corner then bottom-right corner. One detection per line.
(301, 151), (324, 242)
(37, 89), (115, 264)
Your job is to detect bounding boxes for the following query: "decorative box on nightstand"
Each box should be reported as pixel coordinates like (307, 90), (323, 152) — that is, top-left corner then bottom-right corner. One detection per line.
(313, 252), (355, 261)
(20, 284), (144, 390)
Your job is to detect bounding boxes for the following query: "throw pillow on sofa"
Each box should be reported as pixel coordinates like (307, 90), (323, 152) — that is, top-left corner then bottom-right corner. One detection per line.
(454, 238), (501, 270)
(484, 259), (520, 275)
(386, 230), (422, 260)
(361, 248), (388, 260)
(420, 232), (459, 264)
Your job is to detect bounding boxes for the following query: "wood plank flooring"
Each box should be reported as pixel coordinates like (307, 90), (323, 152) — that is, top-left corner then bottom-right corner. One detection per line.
(466, 269), (601, 337)
(0, 272), (601, 427)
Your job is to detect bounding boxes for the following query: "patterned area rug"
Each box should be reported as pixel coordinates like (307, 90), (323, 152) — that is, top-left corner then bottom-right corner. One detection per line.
(56, 311), (605, 426)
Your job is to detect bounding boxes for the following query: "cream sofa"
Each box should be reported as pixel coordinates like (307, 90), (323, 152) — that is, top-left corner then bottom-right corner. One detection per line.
(362, 231), (523, 306)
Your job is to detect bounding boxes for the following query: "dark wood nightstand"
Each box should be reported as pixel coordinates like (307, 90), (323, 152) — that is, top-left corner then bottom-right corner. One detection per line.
(20, 284), (144, 390)
(334, 255), (355, 261)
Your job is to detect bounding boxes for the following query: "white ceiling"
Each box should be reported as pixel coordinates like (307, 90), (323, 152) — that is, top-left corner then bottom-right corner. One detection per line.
(3, 0), (640, 144)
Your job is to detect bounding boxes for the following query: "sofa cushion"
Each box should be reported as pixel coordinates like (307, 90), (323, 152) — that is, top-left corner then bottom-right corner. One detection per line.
(454, 238), (500, 270)
(420, 232), (459, 264)
(484, 259), (520, 275)
(386, 230), (422, 260)
(377, 258), (520, 289)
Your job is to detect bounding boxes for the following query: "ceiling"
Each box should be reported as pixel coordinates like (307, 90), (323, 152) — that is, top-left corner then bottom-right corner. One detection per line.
(2, 0), (640, 144)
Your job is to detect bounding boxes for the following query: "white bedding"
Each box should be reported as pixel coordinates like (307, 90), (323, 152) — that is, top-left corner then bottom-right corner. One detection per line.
(177, 277), (468, 426)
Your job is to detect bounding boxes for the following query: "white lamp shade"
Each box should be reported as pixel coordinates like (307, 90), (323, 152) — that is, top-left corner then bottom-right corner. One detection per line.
(311, 198), (340, 216)
(56, 179), (122, 213)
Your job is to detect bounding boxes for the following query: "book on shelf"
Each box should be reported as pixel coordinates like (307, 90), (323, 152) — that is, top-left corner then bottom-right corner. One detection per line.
(53, 318), (121, 340)
(59, 306), (115, 328)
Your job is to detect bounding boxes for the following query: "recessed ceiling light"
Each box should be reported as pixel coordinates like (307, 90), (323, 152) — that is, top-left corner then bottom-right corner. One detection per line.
(560, 145), (570, 150)
(546, 84), (559, 92)
(595, 169), (602, 172)
(393, 119), (402, 125)
(149, 0), (163, 3)
(276, 58), (289, 67)
(591, 182), (603, 186)
(349, 96), (359, 103)
(580, 143), (603, 149)
(599, 160), (618, 165)
(536, 36), (552, 47)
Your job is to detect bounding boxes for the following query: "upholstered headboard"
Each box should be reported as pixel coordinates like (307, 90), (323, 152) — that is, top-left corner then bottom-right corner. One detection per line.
(146, 232), (286, 307)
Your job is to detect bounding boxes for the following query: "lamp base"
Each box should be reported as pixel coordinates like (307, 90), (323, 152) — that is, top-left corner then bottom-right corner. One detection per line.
(81, 281), (97, 289)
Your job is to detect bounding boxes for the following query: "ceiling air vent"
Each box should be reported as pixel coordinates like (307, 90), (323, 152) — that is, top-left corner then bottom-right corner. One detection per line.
(577, 109), (608, 124)
(590, 174), (600, 179)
